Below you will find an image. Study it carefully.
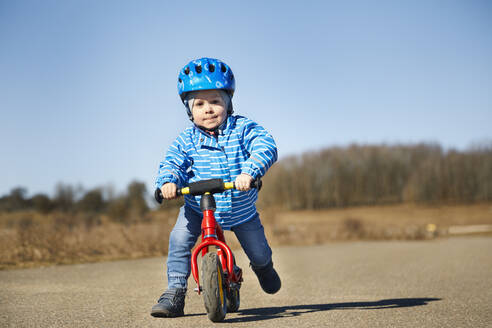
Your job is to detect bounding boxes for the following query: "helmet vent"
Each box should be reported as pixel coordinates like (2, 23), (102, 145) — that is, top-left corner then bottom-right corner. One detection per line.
(177, 58), (235, 99)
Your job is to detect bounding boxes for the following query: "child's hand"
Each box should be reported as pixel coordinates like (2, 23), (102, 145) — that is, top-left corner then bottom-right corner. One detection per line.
(235, 173), (253, 191)
(160, 183), (177, 200)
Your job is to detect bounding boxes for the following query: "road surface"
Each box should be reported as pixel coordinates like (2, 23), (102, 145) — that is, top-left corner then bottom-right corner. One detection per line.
(1, 237), (491, 327)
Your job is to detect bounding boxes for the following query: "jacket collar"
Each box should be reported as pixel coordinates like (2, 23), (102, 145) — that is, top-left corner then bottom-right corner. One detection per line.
(192, 116), (235, 147)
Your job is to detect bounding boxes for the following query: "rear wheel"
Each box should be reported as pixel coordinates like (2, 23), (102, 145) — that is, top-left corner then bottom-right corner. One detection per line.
(226, 284), (240, 312)
(201, 253), (227, 322)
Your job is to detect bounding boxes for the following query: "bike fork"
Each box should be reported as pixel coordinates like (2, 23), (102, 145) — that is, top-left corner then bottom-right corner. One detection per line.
(191, 193), (237, 294)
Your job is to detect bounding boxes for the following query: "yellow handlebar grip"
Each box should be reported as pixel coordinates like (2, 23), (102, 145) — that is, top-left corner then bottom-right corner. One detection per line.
(224, 182), (235, 190)
(181, 187), (190, 195)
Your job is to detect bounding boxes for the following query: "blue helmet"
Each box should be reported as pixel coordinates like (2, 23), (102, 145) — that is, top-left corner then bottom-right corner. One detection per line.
(177, 57), (235, 101)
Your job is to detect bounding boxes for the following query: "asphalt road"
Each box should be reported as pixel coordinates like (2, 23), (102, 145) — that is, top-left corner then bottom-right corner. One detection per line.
(1, 237), (491, 327)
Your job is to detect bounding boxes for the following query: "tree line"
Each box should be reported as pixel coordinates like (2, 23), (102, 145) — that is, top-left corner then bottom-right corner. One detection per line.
(2, 143), (491, 218)
(0, 181), (152, 225)
(259, 142), (492, 209)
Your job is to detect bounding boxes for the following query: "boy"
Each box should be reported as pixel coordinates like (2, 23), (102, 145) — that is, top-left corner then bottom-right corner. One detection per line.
(151, 58), (281, 318)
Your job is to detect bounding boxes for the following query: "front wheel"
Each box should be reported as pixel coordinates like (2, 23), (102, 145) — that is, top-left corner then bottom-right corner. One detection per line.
(201, 252), (227, 322)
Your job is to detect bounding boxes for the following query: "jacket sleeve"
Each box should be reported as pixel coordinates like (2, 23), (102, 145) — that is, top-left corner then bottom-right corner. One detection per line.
(154, 133), (191, 189)
(240, 119), (278, 179)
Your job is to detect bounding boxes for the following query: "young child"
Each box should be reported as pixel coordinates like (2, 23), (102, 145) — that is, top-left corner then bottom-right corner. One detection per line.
(151, 57), (281, 318)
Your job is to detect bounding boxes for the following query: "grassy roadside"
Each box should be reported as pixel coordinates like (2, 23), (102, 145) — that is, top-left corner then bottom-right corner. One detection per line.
(260, 203), (492, 246)
(1, 203), (491, 270)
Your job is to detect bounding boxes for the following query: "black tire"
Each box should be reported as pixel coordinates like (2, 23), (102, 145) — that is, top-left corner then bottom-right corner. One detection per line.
(226, 285), (240, 312)
(201, 253), (227, 322)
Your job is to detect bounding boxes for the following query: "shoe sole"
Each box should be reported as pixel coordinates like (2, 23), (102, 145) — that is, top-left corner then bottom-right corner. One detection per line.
(150, 310), (184, 318)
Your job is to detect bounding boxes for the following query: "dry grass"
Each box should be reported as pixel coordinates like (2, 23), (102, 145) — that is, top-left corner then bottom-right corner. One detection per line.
(261, 203), (492, 245)
(0, 210), (178, 270)
(1, 203), (491, 270)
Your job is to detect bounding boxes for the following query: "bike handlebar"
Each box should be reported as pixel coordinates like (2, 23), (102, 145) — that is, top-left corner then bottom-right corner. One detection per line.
(154, 177), (262, 204)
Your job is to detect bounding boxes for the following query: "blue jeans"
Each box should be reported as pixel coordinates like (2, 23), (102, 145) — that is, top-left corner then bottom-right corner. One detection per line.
(166, 206), (273, 289)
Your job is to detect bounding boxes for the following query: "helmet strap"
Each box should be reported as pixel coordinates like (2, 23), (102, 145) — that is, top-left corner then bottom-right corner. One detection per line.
(195, 118), (228, 136)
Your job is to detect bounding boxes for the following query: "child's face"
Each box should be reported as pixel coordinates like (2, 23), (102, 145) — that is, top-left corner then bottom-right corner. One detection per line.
(191, 90), (227, 130)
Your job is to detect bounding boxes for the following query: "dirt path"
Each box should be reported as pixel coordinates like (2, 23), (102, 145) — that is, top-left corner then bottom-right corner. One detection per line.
(1, 237), (491, 327)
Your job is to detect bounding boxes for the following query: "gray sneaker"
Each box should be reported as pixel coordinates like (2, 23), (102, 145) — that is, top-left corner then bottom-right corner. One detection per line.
(150, 288), (187, 317)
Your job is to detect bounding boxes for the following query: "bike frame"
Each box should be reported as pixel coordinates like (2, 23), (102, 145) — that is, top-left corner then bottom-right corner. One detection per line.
(155, 178), (260, 296)
(190, 193), (241, 295)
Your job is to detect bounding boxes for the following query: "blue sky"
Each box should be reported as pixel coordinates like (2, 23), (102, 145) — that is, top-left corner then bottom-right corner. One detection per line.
(1, 0), (491, 197)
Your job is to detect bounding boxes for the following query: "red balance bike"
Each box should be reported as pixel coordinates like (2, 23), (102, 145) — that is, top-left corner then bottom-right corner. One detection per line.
(155, 177), (262, 322)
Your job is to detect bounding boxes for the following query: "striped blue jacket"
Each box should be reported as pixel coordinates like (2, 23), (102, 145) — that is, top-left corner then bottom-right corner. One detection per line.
(155, 115), (278, 229)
